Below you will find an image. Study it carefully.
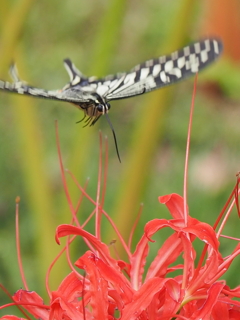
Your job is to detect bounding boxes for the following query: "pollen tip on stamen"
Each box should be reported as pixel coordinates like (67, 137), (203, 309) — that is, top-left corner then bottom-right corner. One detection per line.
(15, 196), (20, 203)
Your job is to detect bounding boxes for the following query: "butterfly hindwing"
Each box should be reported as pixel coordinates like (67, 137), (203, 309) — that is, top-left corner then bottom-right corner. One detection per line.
(0, 63), (93, 104)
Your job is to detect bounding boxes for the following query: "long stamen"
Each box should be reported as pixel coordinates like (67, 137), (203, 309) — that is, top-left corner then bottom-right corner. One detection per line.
(104, 113), (121, 163)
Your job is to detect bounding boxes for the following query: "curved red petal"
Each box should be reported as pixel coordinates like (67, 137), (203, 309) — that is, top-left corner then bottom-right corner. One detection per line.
(53, 272), (83, 300)
(13, 290), (49, 319)
(159, 193), (186, 219)
(55, 224), (119, 269)
(75, 251), (133, 303)
(74, 252), (113, 319)
(130, 234), (149, 289)
(146, 233), (183, 280)
(190, 282), (225, 319)
(0, 316), (27, 320)
(184, 221), (219, 250)
(121, 278), (179, 320)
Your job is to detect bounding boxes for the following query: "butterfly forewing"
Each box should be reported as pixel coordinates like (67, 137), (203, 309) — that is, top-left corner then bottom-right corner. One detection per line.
(98, 38), (222, 100)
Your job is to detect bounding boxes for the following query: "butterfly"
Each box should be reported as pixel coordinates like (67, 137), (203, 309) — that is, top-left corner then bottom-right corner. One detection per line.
(0, 38), (222, 161)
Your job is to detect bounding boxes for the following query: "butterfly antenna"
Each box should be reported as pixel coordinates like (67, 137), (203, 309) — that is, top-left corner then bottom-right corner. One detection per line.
(104, 113), (121, 163)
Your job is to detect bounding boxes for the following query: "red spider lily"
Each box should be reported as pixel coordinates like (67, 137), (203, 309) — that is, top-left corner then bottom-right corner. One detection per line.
(1, 79), (240, 319)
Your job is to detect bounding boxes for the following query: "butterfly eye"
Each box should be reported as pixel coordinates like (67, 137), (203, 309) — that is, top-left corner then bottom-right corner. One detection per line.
(106, 102), (111, 110)
(96, 104), (104, 113)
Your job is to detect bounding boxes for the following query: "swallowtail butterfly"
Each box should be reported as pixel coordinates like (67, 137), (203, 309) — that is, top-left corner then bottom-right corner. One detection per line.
(0, 38), (222, 160)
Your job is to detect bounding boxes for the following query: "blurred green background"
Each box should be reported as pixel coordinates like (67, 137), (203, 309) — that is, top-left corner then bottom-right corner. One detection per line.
(1, 0), (240, 312)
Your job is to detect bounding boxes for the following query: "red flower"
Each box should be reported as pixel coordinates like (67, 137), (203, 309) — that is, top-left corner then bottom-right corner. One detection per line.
(1, 87), (240, 319)
(2, 185), (240, 319)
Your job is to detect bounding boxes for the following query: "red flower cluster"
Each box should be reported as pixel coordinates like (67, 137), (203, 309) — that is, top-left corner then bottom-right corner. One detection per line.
(1, 185), (240, 319)
(1, 84), (240, 318)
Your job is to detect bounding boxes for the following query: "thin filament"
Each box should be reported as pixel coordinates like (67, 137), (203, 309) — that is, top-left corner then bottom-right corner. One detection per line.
(104, 113), (121, 162)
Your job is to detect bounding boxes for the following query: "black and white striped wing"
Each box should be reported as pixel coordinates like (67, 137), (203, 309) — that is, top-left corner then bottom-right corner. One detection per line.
(0, 38), (222, 106)
(91, 38), (222, 101)
(0, 64), (92, 104)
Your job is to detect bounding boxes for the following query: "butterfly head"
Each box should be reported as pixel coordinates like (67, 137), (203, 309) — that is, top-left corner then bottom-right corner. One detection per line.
(77, 94), (111, 126)
(83, 95), (111, 119)
(94, 93), (111, 115)
(95, 100), (111, 115)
